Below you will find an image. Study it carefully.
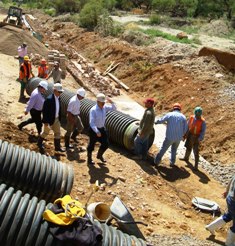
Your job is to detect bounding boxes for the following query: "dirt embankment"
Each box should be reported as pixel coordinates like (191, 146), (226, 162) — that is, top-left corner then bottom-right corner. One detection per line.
(29, 10), (235, 165)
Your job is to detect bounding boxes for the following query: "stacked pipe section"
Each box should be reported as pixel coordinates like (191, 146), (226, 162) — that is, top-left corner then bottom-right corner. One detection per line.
(0, 139), (74, 202)
(26, 77), (155, 150)
(0, 184), (146, 246)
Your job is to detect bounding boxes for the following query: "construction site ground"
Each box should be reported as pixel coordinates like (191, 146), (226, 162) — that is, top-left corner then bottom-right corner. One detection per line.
(0, 8), (235, 245)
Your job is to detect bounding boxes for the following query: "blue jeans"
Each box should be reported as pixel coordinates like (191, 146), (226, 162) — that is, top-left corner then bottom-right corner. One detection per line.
(223, 196), (235, 232)
(154, 138), (180, 165)
(134, 135), (149, 158)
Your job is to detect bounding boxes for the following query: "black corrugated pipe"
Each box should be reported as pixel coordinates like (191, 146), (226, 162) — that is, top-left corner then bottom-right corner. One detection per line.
(93, 221), (147, 246)
(0, 184), (60, 246)
(0, 139), (74, 202)
(26, 78), (154, 151)
(0, 184), (147, 246)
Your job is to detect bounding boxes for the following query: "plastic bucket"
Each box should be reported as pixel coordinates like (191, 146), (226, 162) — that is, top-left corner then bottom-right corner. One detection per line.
(87, 202), (111, 222)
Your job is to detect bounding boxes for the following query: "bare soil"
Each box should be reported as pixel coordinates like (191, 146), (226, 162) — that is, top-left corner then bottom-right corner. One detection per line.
(0, 8), (235, 245)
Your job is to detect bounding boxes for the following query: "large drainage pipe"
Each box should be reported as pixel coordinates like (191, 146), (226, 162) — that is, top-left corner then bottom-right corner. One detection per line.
(26, 77), (155, 151)
(0, 139), (74, 202)
(0, 184), (147, 246)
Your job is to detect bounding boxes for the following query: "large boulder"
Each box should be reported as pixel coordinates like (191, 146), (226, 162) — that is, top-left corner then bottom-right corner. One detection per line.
(199, 47), (235, 71)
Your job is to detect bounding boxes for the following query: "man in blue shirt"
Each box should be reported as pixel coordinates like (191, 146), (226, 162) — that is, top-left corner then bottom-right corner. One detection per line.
(154, 103), (187, 167)
(87, 93), (116, 165)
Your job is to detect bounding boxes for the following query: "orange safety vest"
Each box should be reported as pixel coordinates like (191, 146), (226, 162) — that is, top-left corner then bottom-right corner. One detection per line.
(38, 65), (49, 78)
(19, 62), (32, 80)
(188, 115), (205, 135)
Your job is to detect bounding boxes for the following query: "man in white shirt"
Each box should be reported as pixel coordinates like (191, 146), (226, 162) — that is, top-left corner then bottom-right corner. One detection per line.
(87, 93), (116, 165)
(64, 88), (86, 149)
(17, 42), (28, 65)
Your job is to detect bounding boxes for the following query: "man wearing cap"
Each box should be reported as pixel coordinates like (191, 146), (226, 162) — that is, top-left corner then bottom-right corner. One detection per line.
(154, 103), (187, 167)
(18, 81), (48, 135)
(47, 61), (62, 84)
(17, 42), (27, 66)
(64, 88), (86, 149)
(37, 83), (65, 153)
(18, 55), (34, 101)
(38, 59), (49, 79)
(87, 93), (116, 165)
(133, 98), (155, 160)
(180, 106), (206, 170)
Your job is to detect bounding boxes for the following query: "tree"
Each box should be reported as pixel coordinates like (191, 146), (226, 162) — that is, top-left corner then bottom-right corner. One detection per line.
(79, 0), (104, 29)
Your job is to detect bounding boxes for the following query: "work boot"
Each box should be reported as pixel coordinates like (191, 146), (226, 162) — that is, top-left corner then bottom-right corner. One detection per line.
(87, 151), (95, 165)
(37, 136), (45, 154)
(180, 150), (190, 162)
(205, 216), (226, 235)
(71, 129), (79, 143)
(18, 121), (28, 131)
(64, 136), (73, 149)
(97, 149), (106, 163)
(54, 139), (66, 152)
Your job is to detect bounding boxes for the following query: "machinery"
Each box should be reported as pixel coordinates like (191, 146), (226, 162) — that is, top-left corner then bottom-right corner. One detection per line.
(0, 6), (23, 28)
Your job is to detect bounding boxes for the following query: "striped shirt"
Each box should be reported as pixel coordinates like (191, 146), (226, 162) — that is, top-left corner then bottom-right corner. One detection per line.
(155, 110), (187, 142)
(89, 103), (116, 134)
(25, 88), (45, 112)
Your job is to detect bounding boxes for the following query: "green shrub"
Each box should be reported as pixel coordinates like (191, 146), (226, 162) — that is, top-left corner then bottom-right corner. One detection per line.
(149, 14), (161, 25)
(44, 8), (56, 16)
(79, 0), (104, 30)
(95, 11), (124, 37)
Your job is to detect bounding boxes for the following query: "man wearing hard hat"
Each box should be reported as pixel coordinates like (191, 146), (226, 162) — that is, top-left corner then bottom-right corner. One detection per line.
(64, 88), (86, 149)
(18, 55), (34, 101)
(180, 106), (206, 170)
(38, 58), (49, 79)
(87, 93), (116, 165)
(18, 81), (48, 135)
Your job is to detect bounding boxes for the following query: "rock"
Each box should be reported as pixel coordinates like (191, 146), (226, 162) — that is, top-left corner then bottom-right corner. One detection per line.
(176, 32), (188, 39)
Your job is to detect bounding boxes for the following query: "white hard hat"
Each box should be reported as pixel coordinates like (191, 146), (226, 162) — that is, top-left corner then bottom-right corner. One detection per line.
(77, 88), (86, 97)
(54, 83), (64, 92)
(96, 93), (106, 102)
(39, 80), (48, 90)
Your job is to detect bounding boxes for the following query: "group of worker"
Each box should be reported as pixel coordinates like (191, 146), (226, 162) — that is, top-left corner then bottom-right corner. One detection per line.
(17, 42), (63, 101)
(16, 41), (235, 246)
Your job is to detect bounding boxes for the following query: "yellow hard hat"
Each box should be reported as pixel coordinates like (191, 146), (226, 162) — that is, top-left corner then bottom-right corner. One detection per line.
(24, 56), (30, 61)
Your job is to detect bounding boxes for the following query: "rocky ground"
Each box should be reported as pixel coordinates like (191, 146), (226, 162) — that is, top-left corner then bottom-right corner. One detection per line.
(0, 7), (235, 245)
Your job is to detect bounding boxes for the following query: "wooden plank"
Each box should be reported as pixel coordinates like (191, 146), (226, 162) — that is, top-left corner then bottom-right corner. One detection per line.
(107, 72), (129, 91)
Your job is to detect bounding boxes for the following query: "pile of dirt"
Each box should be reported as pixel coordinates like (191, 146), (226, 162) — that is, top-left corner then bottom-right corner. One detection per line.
(199, 19), (231, 36)
(0, 25), (48, 57)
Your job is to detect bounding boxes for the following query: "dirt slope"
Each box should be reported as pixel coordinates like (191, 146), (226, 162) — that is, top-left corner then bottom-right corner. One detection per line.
(0, 8), (235, 245)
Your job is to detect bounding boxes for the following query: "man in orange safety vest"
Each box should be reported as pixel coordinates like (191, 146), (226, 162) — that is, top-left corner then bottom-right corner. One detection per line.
(181, 106), (206, 170)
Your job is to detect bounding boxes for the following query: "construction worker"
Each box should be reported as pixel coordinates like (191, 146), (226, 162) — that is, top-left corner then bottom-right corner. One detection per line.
(37, 83), (65, 154)
(47, 61), (62, 83)
(154, 103), (187, 167)
(133, 98), (155, 160)
(38, 59), (49, 79)
(17, 42), (27, 65)
(18, 81), (48, 135)
(87, 93), (116, 165)
(64, 88), (86, 149)
(206, 174), (235, 246)
(19, 55), (34, 101)
(181, 106), (206, 170)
